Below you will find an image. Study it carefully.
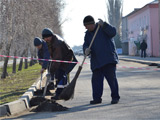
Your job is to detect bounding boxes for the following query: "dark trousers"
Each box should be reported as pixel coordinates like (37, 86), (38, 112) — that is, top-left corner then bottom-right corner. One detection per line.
(92, 64), (120, 101)
(55, 69), (67, 96)
(141, 50), (146, 58)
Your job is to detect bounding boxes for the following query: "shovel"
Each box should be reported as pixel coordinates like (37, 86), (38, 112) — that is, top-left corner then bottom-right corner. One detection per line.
(43, 72), (51, 97)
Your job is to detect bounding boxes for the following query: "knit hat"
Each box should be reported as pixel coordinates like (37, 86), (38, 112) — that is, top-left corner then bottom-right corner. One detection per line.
(34, 37), (42, 46)
(42, 28), (54, 39)
(83, 15), (95, 25)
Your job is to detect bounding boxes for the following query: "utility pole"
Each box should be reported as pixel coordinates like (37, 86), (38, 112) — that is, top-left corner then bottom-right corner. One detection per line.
(159, 0), (160, 56)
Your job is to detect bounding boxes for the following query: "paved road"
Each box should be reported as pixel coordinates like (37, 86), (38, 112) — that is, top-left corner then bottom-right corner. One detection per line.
(2, 56), (160, 120)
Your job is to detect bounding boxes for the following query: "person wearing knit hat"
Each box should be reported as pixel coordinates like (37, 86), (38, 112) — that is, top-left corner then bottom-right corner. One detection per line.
(83, 15), (95, 25)
(34, 37), (55, 93)
(33, 37), (50, 73)
(41, 28), (77, 100)
(42, 28), (54, 39)
(34, 37), (42, 48)
(83, 15), (120, 105)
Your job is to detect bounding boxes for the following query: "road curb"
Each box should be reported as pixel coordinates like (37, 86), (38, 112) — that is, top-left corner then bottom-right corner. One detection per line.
(0, 72), (47, 117)
(119, 58), (160, 66)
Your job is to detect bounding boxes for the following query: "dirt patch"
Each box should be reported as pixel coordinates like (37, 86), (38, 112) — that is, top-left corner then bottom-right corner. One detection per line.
(30, 96), (46, 106)
(30, 97), (68, 112)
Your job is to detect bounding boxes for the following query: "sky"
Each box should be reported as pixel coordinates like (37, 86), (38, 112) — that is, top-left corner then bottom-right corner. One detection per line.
(61, 0), (154, 47)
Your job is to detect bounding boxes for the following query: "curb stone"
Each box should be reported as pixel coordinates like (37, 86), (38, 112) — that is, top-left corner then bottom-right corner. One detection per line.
(0, 72), (47, 117)
(119, 58), (160, 67)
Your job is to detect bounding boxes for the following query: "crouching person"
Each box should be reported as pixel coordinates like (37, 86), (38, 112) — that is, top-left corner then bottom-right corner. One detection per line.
(42, 28), (77, 100)
(34, 37), (54, 94)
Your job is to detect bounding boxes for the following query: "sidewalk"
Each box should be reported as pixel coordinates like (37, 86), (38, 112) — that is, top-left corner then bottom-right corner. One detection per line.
(119, 55), (160, 67)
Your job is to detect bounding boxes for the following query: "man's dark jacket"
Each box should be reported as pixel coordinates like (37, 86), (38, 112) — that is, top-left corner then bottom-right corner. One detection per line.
(38, 41), (50, 69)
(140, 41), (147, 50)
(83, 23), (118, 71)
(47, 35), (77, 74)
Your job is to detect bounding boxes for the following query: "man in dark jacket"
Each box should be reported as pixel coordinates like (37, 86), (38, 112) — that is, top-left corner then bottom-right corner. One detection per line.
(34, 37), (50, 73)
(34, 37), (54, 94)
(140, 40), (147, 58)
(83, 15), (120, 104)
(42, 28), (77, 100)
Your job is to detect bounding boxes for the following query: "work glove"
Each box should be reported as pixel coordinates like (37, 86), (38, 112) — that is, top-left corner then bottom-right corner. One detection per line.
(98, 18), (104, 27)
(40, 68), (45, 73)
(85, 48), (91, 56)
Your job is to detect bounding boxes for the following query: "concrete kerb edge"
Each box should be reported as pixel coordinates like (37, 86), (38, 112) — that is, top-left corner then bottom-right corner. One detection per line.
(0, 72), (47, 117)
(119, 58), (159, 66)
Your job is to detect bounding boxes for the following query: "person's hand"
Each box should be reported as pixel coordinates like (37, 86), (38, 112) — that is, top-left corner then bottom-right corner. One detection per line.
(39, 62), (43, 66)
(98, 18), (104, 27)
(85, 48), (91, 56)
(40, 68), (45, 73)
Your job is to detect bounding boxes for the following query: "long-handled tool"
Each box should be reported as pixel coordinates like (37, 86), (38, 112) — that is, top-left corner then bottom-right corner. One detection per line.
(59, 25), (100, 100)
(43, 72), (51, 97)
(40, 73), (43, 90)
(42, 61), (53, 97)
(30, 62), (53, 106)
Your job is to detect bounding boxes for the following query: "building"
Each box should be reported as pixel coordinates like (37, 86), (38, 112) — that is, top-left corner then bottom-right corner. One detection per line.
(122, 0), (160, 57)
(122, 9), (139, 55)
(122, 16), (129, 55)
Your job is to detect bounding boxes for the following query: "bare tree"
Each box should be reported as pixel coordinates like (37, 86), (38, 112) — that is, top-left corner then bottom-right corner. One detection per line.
(0, 0), (65, 79)
(1, 0), (18, 78)
(106, 0), (123, 48)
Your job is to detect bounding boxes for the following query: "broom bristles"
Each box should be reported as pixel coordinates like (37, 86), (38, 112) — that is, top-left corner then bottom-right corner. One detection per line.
(59, 66), (82, 100)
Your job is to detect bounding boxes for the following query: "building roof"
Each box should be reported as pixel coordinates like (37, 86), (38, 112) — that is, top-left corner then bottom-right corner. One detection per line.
(149, 0), (159, 4)
(123, 0), (159, 18)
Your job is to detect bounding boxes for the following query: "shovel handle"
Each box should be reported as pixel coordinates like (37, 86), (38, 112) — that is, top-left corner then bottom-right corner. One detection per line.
(88, 25), (100, 49)
(40, 73), (43, 90)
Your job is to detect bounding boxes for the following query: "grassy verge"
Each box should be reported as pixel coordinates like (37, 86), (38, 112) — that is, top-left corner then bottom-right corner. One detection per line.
(0, 63), (41, 105)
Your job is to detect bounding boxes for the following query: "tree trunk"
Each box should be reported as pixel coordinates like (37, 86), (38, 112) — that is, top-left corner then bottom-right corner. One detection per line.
(29, 58), (33, 66)
(1, 57), (9, 79)
(1, 42), (12, 79)
(12, 58), (17, 73)
(18, 58), (23, 71)
(24, 59), (28, 69)
(12, 51), (17, 73)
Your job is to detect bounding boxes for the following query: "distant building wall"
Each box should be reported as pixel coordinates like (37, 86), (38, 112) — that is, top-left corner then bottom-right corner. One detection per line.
(150, 5), (159, 56)
(127, 3), (159, 57)
(122, 17), (129, 55)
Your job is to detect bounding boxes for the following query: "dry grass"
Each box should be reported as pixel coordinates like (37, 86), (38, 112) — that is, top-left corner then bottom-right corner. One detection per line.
(0, 63), (41, 105)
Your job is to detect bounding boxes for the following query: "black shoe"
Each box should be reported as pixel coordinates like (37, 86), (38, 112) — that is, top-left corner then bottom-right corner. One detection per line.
(111, 99), (119, 104)
(51, 95), (59, 100)
(45, 89), (52, 95)
(90, 100), (102, 105)
(47, 82), (55, 90)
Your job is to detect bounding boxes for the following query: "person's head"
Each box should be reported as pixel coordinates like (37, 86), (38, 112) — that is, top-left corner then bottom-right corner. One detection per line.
(83, 15), (95, 32)
(42, 28), (54, 42)
(34, 37), (42, 50)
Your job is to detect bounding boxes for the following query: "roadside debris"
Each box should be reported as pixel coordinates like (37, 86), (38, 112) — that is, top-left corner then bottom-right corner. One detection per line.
(30, 91), (68, 112)
(30, 99), (68, 112)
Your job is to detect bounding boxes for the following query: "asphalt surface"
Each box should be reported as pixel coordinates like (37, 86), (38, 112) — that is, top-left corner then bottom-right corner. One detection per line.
(0, 55), (160, 119)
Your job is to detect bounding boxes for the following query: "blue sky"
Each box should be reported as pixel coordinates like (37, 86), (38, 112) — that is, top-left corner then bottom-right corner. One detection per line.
(61, 0), (154, 47)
